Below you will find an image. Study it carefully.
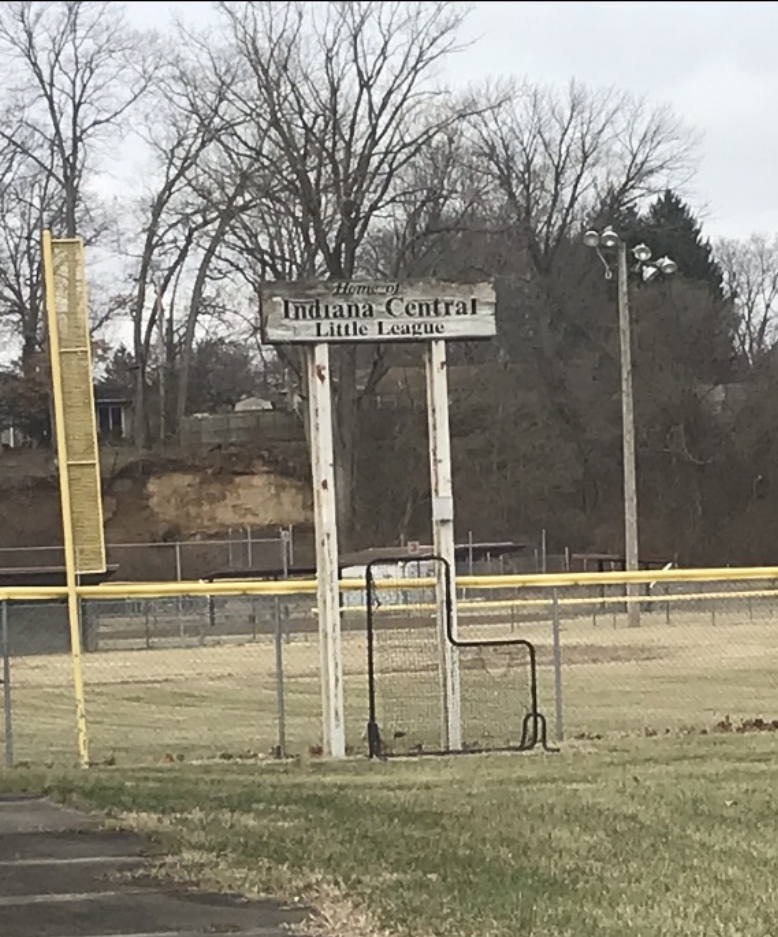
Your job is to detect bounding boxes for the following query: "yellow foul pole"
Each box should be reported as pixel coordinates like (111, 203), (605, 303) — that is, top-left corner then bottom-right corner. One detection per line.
(41, 229), (90, 768)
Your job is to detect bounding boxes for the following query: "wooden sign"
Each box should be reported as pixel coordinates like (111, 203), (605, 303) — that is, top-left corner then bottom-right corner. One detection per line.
(260, 279), (496, 344)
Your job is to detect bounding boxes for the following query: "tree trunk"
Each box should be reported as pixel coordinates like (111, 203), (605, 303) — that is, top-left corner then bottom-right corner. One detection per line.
(21, 329), (38, 368)
(132, 278), (149, 449)
(64, 178), (77, 238)
(133, 363), (148, 449)
(156, 289), (166, 442)
(175, 219), (230, 433)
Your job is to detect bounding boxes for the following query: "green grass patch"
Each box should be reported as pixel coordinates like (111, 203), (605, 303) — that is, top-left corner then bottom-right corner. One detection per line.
(4, 734), (778, 936)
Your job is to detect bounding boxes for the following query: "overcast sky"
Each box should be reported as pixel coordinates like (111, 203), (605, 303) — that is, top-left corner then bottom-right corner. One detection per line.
(122, 0), (778, 241)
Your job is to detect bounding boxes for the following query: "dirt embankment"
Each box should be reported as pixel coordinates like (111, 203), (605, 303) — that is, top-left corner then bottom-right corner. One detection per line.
(0, 445), (313, 555)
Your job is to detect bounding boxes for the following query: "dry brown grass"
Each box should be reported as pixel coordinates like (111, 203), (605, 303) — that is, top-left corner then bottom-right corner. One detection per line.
(3, 606), (778, 765)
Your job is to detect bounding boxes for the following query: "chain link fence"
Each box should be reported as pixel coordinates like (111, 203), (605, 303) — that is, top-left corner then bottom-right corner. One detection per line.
(2, 574), (778, 766)
(0, 527), (294, 582)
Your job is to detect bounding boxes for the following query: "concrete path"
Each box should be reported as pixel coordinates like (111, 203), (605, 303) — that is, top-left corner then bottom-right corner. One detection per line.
(0, 794), (313, 937)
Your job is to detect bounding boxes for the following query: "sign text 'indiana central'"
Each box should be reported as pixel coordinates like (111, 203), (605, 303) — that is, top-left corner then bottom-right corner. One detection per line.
(260, 279), (496, 344)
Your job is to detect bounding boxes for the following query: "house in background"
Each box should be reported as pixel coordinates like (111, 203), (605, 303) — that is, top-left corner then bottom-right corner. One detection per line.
(234, 395), (274, 412)
(0, 425), (27, 449)
(94, 386), (133, 442)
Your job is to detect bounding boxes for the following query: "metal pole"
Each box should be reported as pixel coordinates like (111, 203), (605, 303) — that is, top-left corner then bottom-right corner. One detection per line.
(552, 589), (564, 743)
(425, 340), (461, 751)
(273, 596), (287, 759)
(280, 531), (290, 578)
(2, 601), (13, 768)
(541, 528), (547, 573)
(247, 529), (256, 632)
(618, 241), (641, 628)
(467, 530), (474, 576)
(156, 284), (166, 442)
(175, 542), (183, 615)
(306, 344), (345, 758)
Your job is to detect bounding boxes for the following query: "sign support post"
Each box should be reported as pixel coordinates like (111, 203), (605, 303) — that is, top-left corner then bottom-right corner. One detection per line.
(306, 343), (346, 758)
(261, 278), (495, 757)
(425, 340), (462, 750)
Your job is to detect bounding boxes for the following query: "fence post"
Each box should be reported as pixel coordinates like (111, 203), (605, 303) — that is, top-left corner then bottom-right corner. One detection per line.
(143, 600), (152, 648)
(80, 598), (94, 652)
(247, 529), (258, 632)
(2, 600), (12, 768)
(552, 589), (564, 743)
(204, 595), (213, 645)
(280, 530), (290, 577)
(174, 542), (184, 617)
(273, 596), (287, 758)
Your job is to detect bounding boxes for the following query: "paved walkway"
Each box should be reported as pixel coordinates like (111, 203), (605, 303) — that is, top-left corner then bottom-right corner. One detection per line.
(0, 794), (312, 937)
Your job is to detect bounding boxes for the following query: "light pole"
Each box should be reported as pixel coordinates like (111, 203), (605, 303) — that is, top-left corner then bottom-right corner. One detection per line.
(583, 226), (677, 627)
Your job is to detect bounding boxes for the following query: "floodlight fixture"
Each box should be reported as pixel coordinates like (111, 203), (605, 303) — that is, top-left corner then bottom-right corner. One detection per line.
(656, 256), (678, 276)
(632, 243), (652, 263)
(583, 229), (601, 249)
(600, 226), (620, 249)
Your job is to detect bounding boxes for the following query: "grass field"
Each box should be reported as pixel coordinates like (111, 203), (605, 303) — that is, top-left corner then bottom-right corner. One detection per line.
(3, 733), (778, 937)
(3, 605), (778, 766)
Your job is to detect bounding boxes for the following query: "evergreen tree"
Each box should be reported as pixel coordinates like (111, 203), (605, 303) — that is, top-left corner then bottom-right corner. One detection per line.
(633, 190), (724, 297)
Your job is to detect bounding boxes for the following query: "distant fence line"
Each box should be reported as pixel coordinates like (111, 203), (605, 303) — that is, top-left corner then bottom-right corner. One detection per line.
(0, 535), (640, 584)
(0, 526), (295, 581)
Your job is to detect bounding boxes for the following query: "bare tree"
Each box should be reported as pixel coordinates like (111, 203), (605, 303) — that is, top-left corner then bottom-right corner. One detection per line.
(716, 234), (778, 365)
(126, 45), (243, 447)
(470, 80), (696, 275)
(170, 138), (259, 433)
(464, 81), (696, 519)
(0, 0), (155, 238)
(211, 0), (484, 545)
(364, 125), (497, 280)
(0, 135), (132, 362)
(0, 141), (52, 363)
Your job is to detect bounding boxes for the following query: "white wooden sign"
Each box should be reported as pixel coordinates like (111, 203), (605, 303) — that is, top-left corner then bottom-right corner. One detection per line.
(260, 279), (496, 344)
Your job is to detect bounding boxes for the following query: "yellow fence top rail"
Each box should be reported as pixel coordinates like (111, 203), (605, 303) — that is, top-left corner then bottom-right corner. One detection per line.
(1, 564), (778, 603)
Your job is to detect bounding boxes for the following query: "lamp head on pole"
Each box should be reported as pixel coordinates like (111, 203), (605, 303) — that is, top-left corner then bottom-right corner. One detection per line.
(599, 226), (620, 250)
(582, 229), (600, 249)
(642, 256), (679, 282)
(632, 243), (652, 263)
